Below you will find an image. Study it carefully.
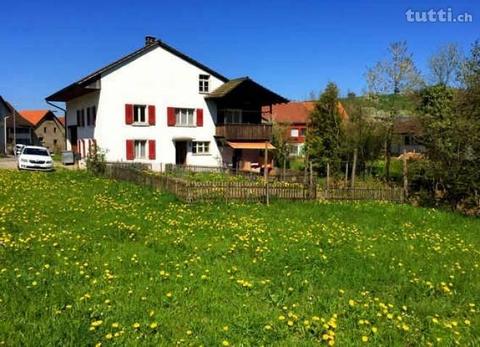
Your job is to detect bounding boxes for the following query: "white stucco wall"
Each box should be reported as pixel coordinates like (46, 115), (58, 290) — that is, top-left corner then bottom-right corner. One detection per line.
(65, 45), (226, 170)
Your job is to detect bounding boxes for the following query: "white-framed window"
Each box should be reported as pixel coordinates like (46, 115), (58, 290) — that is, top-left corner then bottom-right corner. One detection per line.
(224, 109), (242, 124)
(134, 140), (147, 159)
(175, 108), (195, 126)
(288, 144), (300, 156)
(199, 74), (210, 93)
(133, 105), (147, 124)
(192, 141), (210, 154)
(290, 128), (299, 137)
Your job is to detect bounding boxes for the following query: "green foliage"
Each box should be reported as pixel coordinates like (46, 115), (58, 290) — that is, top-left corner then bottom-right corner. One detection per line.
(341, 98), (386, 168)
(271, 121), (290, 169)
(86, 145), (106, 175)
(1, 170), (479, 345)
(306, 82), (344, 173)
(414, 41), (480, 213)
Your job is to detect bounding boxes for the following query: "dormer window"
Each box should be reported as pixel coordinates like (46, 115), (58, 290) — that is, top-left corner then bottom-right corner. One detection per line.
(199, 74), (210, 93)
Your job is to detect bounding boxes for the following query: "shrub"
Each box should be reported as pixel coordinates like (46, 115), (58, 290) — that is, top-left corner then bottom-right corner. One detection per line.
(86, 145), (106, 175)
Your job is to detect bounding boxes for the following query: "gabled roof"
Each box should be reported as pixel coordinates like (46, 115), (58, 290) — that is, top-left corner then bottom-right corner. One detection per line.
(46, 38), (229, 102)
(264, 101), (349, 124)
(0, 96), (10, 113)
(393, 116), (423, 135)
(19, 109), (65, 128)
(19, 110), (50, 126)
(207, 77), (288, 104)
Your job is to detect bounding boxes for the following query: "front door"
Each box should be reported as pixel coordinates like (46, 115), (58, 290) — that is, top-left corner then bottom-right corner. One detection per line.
(68, 126), (78, 153)
(175, 141), (187, 165)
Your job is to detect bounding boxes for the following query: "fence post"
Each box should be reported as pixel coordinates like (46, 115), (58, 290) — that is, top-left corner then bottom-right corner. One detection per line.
(309, 161), (314, 199)
(326, 162), (330, 199)
(264, 140), (270, 205)
(351, 148), (357, 189)
(403, 149), (408, 202)
(344, 162), (349, 188)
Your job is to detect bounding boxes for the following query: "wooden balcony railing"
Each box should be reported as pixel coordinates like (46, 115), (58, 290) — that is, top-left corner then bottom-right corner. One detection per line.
(215, 124), (272, 140)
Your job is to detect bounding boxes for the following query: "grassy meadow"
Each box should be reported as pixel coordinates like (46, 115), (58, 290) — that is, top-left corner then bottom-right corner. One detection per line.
(0, 170), (479, 346)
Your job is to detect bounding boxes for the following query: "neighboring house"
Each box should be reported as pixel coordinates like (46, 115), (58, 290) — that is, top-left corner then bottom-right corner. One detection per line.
(0, 97), (33, 154)
(46, 36), (287, 171)
(0, 96), (9, 155)
(19, 110), (66, 153)
(391, 116), (425, 155)
(263, 101), (349, 157)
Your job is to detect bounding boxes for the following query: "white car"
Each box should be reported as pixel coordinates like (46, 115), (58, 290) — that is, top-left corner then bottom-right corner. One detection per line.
(17, 146), (54, 171)
(15, 144), (25, 156)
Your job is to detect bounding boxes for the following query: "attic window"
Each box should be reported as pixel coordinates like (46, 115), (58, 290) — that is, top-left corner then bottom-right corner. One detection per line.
(199, 74), (210, 93)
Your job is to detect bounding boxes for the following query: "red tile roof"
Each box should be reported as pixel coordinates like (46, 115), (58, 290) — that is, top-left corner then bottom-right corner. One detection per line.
(57, 117), (65, 126)
(19, 110), (51, 126)
(264, 101), (348, 124)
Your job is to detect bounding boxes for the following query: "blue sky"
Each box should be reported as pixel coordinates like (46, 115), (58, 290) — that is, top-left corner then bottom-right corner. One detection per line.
(0, 0), (478, 109)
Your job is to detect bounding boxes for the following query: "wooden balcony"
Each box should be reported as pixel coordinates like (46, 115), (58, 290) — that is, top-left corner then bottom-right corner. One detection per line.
(215, 124), (272, 140)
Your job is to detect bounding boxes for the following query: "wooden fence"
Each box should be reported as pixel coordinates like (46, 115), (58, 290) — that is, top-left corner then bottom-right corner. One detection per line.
(105, 164), (404, 203)
(164, 163), (315, 183)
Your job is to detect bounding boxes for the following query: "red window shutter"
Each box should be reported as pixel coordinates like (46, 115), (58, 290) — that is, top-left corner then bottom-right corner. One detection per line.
(126, 140), (134, 160)
(125, 104), (134, 124)
(148, 140), (156, 160)
(167, 107), (176, 126)
(196, 108), (203, 127)
(148, 105), (156, 125)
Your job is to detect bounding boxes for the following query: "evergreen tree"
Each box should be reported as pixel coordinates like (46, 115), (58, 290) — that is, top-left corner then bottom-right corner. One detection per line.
(306, 82), (343, 173)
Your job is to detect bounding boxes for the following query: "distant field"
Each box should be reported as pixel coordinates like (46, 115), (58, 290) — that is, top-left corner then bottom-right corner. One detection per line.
(0, 170), (479, 346)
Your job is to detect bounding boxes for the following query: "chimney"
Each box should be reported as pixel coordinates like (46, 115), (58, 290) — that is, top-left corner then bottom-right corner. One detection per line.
(145, 36), (156, 46)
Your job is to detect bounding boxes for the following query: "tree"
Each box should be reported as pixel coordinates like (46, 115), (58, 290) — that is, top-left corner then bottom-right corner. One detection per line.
(366, 41), (423, 180)
(305, 82), (343, 173)
(367, 41), (423, 95)
(416, 41), (480, 213)
(271, 121), (290, 175)
(342, 99), (386, 172)
(428, 43), (462, 86)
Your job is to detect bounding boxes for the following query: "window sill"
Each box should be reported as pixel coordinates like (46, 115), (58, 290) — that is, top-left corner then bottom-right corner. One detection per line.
(132, 123), (150, 127)
(175, 125), (197, 128)
(192, 153), (211, 156)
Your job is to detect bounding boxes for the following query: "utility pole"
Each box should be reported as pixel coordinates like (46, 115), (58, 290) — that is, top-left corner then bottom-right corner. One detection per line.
(12, 109), (16, 157)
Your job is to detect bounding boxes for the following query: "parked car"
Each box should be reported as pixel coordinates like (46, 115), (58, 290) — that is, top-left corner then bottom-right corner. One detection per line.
(17, 146), (54, 171)
(15, 144), (25, 156)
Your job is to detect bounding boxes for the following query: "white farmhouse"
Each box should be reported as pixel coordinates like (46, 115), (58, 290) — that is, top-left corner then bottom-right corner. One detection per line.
(46, 36), (287, 171)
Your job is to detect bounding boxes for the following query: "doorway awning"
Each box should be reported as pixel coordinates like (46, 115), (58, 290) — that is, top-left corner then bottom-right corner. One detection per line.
(226, 141), (275, 150)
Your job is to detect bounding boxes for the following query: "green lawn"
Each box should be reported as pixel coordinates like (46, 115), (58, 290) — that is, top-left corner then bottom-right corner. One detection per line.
(0, 170), (479, 346)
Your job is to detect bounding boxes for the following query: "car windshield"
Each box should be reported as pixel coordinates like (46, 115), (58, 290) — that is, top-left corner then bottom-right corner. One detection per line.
(23, 148), (49, 156)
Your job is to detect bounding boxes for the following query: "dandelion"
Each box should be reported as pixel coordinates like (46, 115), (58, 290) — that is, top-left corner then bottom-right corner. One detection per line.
(222, 340), (230, 346)
(149, 322), (158, 329)
(111, 322), (119, 328)
(362, 336), (368, 342)
(105, 333), (113, 340)
(278, 315), (285, 321)
(222, 326), (229, 331)
(186, 330), (193, 335)
(287, 320), (294, 327)
(132, 322), (140, 329)
(91, 320), (103, 327)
